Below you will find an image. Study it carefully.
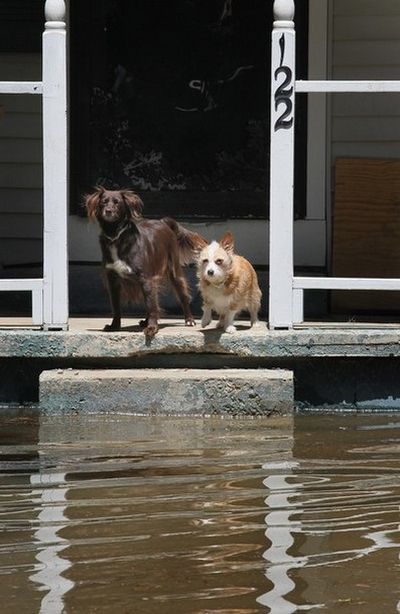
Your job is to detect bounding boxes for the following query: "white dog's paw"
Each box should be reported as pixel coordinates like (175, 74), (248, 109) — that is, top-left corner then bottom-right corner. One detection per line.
(225, 324), (236, 334)
(251, 320), (261, 328)
(201, 317), (212, 328)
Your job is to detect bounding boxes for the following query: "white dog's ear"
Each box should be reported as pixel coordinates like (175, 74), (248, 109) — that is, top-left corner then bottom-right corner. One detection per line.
(219, 231), (234, 255)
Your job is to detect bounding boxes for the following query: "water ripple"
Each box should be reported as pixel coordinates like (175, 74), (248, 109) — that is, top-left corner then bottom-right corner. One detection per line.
(0, 414), (398, 613)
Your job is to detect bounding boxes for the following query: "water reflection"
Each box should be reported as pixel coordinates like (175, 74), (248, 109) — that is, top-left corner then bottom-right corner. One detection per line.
(258, 463), (311, 613)
(29, 471), (73, 613)
(0, 413), (399, 613)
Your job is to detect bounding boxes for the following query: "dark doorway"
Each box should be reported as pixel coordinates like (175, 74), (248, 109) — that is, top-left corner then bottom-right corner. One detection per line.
(70, 0), (308, 219)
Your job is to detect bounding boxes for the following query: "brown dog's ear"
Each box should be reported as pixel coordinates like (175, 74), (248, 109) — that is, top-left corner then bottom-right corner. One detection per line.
(219, 231), (234, 255)
(121, 190), (143, 220)
(84, 186), (104, 219)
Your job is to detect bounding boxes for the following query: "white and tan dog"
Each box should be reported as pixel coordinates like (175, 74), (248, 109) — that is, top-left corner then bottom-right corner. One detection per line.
(197, 232), (262, 333)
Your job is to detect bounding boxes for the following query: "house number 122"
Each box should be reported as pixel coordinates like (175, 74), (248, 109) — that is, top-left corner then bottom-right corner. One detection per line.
(274, 34), (294, 131)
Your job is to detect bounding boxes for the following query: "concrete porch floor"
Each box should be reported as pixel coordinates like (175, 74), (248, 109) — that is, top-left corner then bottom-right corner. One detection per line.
(2, 317), (400, 409)
(1, 316), (400, 359)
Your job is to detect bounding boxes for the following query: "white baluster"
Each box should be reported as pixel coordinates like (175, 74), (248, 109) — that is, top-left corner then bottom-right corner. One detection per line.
(269, 0), (295, 329)
(42, 0), (69, 330)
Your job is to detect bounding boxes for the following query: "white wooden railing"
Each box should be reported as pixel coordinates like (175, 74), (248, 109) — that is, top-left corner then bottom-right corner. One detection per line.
(0, 0), (68, 330)
(269, 0), (400, 329)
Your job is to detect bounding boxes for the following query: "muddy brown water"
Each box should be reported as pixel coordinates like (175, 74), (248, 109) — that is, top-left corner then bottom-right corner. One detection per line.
(0, 412), (399, 613)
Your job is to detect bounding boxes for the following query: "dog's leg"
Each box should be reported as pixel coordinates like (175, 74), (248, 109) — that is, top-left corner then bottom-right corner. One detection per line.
(104, 271), (121, 331)
(141, 278), (160, 339)
(201, 303), (212, 328)
(249, 303), (261, 327)
(170, 267), (195, 326)
(168, 251), (195, 326)
(216, 314), (225, 329)
(223, 310), (237, 334)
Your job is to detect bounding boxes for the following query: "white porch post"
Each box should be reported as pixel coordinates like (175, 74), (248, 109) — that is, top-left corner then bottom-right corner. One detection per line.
(269, 0), (295, 329)
(42, 0), (68, 330)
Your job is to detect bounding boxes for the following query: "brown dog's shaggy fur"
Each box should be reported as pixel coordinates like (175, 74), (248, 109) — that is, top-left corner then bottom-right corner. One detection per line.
(85, 187), (206, 338)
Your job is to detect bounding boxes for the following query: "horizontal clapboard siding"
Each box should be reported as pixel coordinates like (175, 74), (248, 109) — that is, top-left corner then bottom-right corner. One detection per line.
(0, 114), (42, 139)
(0, 163), (42, 188)
(0, 52), (43, 270)
(334, 41), (400, 68)
(0, 93), (41, 113)
(332, 1), (400, 160)
(0, 139), (42, 163)
(332, 117), (400, 142)
(0, 188), (42, 214)
(332, 142), (400, 161)
(1, 212), (43, 238)
(333, 93), (400, 116)
(335, 16), (400, 41)
(334, 0), (400, 17)
(0, 239), (42, 267)
(0, 53), (41, 79)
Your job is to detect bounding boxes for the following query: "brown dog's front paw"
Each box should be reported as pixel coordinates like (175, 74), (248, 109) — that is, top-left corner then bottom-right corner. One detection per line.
(103, 322), (120, 332)
(144, 324), (158, 339)
(185, 318), (196, 327)
(138, 318), (148, 329)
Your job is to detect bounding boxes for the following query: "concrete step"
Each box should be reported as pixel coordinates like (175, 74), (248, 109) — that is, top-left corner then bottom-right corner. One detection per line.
(39, 368), (294, 416)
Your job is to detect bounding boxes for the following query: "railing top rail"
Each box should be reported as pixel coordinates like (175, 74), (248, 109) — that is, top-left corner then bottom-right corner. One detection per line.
(0, 82), (43, 95)
(294, 277), (400, 291)
(296, 80), (400, 93)
(0, 279), (44, 291)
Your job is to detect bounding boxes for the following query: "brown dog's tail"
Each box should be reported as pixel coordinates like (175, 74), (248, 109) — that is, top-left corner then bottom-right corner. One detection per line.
(162, 218), (207, 265)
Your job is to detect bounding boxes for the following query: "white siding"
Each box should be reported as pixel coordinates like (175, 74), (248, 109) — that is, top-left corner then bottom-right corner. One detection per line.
(0, 53), (42, 268)
(331, 0), (400, 161)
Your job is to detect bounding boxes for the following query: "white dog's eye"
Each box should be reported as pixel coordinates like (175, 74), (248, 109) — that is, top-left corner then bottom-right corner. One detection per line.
(202, 258), (209, 264)
(215, 259), (223, 266)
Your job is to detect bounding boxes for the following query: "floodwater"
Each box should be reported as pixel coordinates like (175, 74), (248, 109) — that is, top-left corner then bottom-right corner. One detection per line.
(0, 413), (399, 614)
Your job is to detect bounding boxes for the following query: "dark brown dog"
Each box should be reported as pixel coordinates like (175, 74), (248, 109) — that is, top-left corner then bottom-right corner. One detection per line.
(85, 187), (206, 338)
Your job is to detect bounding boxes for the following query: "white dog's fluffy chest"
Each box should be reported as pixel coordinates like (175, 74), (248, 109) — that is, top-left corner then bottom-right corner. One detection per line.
(201, 284), (232, 314)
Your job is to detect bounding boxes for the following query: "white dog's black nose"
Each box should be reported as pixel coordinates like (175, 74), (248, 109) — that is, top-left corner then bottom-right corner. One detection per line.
(207, 270), (214, 277)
